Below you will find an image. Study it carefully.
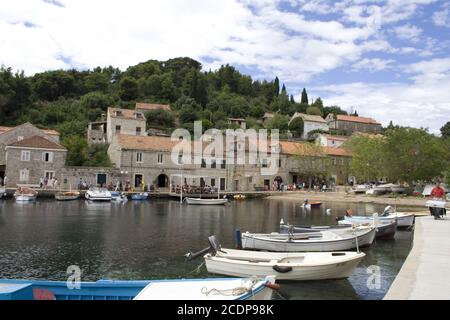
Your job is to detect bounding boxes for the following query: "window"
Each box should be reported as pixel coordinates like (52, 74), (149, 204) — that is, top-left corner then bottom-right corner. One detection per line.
(178, 154), (183, 165)
(21, 150), (31, 161)
(136, 152), (143, 163)
(115, 125), (121, 134)
(157, 153), (163, 164)
(19, 169), (29, 182)
(211, 178), (216, 187)
(278, 159), (282, 168)
(211, 159), (216, 169)
(17, 136), (24, 141)
(221, 160), (226, 169)
(115, 110), (123, 117)
(201, 159), (206, 168)
(42, 152), (53, 163)
(45, 171), (55, 179)
(136, 127), (142, 136)
(261, 158), (268, 168)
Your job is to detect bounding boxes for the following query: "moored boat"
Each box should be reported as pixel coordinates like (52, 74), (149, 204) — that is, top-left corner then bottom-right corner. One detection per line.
(242, 226), (376, 252)
(343, 206), (415, 229)
(0, 276), (276, 300)
(353, 184), (371, 194)
(111, 191), (128, 203)
(336, 215), (397, 240)
(55, 191), (80, 201)
(185, 197), (228, 205)
(280, 217), (397, 240)
(131, 192), (148, 200)
(14, 187), (38, 202)
(85, 187), (112, 201)
(205, 248), (365, 281)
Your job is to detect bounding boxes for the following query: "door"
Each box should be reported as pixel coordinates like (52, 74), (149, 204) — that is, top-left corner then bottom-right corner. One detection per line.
(97, 174), (107, 187)
(134, 174), (143, 188)
(220, 178), (226, 191)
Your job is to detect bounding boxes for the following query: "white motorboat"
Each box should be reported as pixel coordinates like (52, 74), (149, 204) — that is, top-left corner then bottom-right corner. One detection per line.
(85, 188), (112, 201)
(366, 184), (391, 195)
(341, 208), (414, 229)
(133, 276), (276, 300)
(14, 187), (38, 202)
(110, 191), (128, 203)
(185, 197), (228, 205)
(242, 226), (376, 252)
(336, 213), (397, 239)
(353, 184), (371, 194)
(205, 248), (365, 281)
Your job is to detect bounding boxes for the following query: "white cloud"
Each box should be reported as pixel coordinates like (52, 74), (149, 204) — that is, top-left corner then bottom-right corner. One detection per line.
(433, 5), (450, 27)
(351, 58), (395, 72)
(311, 57), (450, 133)
(391, 24), (423, 42)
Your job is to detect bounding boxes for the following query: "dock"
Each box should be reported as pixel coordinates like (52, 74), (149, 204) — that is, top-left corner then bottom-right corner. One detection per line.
(384, 215), (450, 300)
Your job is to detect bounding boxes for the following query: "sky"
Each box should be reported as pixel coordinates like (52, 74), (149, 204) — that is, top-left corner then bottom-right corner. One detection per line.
(1, 0), (450, 133)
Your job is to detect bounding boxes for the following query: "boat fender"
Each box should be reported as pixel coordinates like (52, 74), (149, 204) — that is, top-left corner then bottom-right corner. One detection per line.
(272, 265), (292, 273)
(264, 282), (281, 291)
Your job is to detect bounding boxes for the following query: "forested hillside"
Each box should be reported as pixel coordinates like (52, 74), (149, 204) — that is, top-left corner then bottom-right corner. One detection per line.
(1, 57), (348, 165)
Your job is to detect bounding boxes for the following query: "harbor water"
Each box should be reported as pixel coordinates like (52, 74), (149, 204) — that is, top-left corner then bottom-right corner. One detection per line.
(0, 198), (415, 300)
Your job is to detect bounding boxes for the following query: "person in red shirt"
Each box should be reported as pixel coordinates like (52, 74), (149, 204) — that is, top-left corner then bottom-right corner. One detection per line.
(431, 183), (445, 199)
(430, 183), (446, 219)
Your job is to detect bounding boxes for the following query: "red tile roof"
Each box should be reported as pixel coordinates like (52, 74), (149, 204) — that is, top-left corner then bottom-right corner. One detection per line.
(336, 115), (380, 125)
(7, 135), (66, 150)
(108, 107), (146, 120)
(135, 103), (171, 111)
(323, 147), (351, 157)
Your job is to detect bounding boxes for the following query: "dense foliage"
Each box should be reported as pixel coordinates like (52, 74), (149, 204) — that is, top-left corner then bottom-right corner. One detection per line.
(345, 128), (450, 185)
(1, 58), (350, 165)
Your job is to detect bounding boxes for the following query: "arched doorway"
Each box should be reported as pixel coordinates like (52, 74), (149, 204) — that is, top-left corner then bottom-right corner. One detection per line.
(157, 174), (169, 188)
(275, 176), (283, 191)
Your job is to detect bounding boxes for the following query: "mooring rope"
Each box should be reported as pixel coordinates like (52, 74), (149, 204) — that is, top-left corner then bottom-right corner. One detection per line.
(201, 278), (258, 297)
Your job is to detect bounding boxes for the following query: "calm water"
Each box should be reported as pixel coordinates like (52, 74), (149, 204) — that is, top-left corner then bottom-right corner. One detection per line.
(0, 197), (415, 300)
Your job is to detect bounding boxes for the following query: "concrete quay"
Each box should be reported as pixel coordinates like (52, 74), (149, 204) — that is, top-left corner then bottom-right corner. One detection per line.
(384, 215), (450, 300)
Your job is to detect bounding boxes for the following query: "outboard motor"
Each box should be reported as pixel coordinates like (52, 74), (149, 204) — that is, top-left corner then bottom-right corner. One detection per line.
(382, 205), (394, 217)
(184, 235), (224, 260)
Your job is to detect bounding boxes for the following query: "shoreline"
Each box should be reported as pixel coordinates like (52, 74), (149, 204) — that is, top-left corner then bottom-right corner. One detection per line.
(267, 191), (450, 210)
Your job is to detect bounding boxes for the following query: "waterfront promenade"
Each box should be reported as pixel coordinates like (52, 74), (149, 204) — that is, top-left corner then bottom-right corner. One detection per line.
(384, 216), (450, 300)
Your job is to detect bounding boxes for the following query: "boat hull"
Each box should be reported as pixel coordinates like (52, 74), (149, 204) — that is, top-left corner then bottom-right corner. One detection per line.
(205, 249), (365, 281)
(0, 277), (275, 300)
(342, 213), (414, 229)
(186, 198), (228, 205)
(14, 195), (37, 202)
(242, 227), (376, 252)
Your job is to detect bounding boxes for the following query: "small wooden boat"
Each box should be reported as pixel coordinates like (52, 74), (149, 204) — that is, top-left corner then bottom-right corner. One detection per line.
(55, 191), (80, 201)
(300, 200), (322, 209)
(0, 276), (276, 300)
(14, 187), (38, 202)
(242, 226), (376, 252)
(205, 248), (365, 281)
(131, 192), (148, 200)
(185, 197), (228, 205)
(85, 187), (112, 201)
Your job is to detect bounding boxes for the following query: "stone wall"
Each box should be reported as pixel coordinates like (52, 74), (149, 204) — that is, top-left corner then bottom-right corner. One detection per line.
(60, 166), (121, 189)
(5, 147), (66, 187)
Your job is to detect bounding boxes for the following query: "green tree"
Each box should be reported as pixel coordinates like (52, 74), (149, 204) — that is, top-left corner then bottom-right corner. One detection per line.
(62, 135), (88, 166)
(345, 135), (385, 182)
(441, 121), (450, 138)
(306, 106), (323, 116)
(85, 144), (112, 167)
(266, 114), (289, 131)
(145, 109), (175, 129)
(274, 77), (280, 97)
(288, 116), (304, 137)
(119, 76), (138, 101)
(300, 88), (309, 105)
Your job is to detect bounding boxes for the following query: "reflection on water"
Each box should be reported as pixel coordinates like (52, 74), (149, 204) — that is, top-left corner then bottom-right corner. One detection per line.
(0, 197), (413, 299)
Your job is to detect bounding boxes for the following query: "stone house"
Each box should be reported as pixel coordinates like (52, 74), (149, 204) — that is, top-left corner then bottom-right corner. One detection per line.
(315, 134), (349, 148)
(289, 113), (329, 140)
(4, 135), (67, 187)
(0, 122), (60, 180)
(107, 133), (352, 191)
(87, 121), (107, 145)
(326, 114), (382, 135)
(227, 118), (247, 130)
(106, 107), (146, 143)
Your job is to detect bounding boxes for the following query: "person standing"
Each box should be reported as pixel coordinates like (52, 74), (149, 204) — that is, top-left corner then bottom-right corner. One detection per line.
(430, 182), (446, 220)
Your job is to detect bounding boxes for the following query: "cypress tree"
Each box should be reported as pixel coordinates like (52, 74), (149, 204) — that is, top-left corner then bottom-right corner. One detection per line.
(301, 88), (308, 105)
(274, 77), (280, 97)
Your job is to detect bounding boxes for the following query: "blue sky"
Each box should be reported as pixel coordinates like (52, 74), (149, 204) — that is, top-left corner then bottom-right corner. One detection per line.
(0, 0), (449, 133)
